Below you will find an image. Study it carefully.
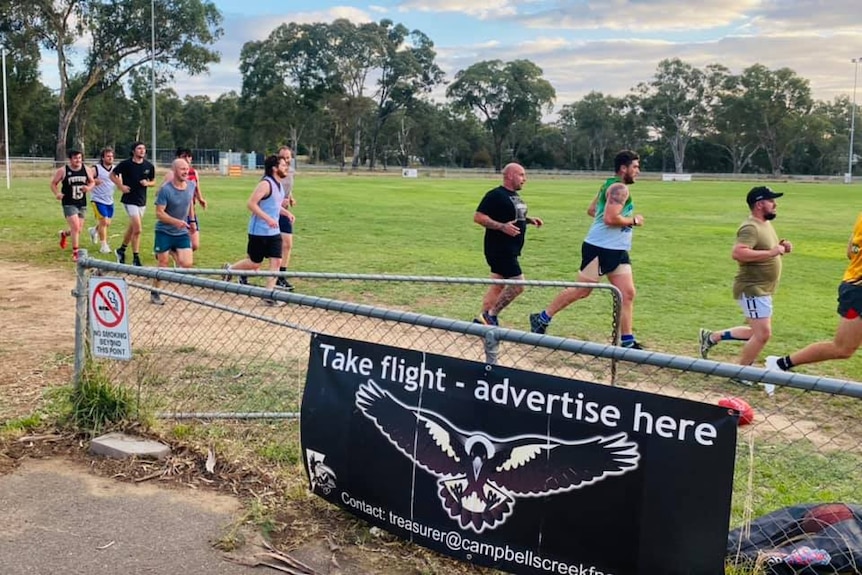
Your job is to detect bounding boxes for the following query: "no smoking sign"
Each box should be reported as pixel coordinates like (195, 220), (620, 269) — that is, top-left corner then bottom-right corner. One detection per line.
(89, 277), (132, 360)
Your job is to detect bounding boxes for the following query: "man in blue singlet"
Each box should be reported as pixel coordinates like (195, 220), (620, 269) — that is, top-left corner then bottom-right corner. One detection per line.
(222, 155), (288, 305)
(530, 150), (645, 349)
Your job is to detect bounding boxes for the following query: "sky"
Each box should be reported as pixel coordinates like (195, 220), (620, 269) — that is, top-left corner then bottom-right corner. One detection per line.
(45, 0), (862, 109)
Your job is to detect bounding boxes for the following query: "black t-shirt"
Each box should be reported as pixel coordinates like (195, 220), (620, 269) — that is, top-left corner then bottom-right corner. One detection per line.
(476, 185), (528, 256)
(113, 158), (155, 206)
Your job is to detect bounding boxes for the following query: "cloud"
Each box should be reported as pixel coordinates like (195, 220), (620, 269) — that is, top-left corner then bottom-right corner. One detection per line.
(398, 0), (517, 19)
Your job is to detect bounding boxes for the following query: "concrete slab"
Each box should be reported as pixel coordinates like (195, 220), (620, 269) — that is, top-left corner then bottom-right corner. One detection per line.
(0, 458), (258, 575)
(90, 432), (171, 460)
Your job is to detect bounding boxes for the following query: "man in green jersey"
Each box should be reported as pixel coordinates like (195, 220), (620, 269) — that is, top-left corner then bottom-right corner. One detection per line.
(529, 150), (644, 349)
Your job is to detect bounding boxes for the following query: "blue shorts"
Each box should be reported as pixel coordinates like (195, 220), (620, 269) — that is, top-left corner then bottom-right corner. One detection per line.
(279, 214), (293, 234)
(91, 202), (114, 219)
(154, 230), (191, 254)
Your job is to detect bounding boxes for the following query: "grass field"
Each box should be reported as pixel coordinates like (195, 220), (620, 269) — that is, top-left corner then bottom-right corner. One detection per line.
(3, 171), (860, 381)
(4, 172), (862, 573)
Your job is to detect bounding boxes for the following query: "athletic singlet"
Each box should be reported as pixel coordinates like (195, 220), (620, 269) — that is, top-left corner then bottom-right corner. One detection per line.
(584, 176), (635, 251)
(61, 165), (90, 207)
(90, 163), (115, 205)
(248, 176), (284, 237)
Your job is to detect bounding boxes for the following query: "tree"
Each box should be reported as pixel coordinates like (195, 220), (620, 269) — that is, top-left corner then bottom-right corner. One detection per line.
(637, 59), (720, 173)
(706, 72), (761, 173)
(18, 0), (222, 161)
(365, 21), (443, 169)
(738, 64), (815, 175)
(558, 92), (622, 170)
(447, 59), (555, 171)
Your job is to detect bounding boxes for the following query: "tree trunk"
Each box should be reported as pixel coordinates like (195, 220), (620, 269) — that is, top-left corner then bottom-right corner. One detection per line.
(351, 120), (362, 169)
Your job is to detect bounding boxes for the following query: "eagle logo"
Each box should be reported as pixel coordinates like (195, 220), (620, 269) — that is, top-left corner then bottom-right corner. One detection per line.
(355, 379), (640, 533)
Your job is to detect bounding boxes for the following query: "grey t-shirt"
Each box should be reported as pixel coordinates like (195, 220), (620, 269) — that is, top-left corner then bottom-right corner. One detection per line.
(154, 180), (196, 236)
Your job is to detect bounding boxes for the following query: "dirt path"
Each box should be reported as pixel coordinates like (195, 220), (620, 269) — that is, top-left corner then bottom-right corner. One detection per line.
(0, 261), (77, 421)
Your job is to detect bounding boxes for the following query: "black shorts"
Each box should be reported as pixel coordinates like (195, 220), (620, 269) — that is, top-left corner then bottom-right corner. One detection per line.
(279, 215), (293, 234)
(580, 242), (631, 276)
(485, 252), (522, 278)
(837, 282), (862, 319)
(246, 234), (282, 264)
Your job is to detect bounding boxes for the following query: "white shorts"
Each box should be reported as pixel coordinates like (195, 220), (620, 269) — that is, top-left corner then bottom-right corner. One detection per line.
(123, 204), (146, 218)
(737, 294), (773, 319)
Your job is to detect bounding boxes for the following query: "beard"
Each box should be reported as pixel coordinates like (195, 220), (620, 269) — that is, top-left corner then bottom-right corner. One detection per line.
(764, 212), (777, 221)
(622, 172), (635, 185)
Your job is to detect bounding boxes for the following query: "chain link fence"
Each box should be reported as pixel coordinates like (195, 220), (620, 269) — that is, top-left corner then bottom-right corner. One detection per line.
(74, 254), (862, 572)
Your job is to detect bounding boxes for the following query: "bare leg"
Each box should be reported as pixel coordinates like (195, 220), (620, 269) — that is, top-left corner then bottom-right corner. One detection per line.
(738, 317), (772, 366)
(789, 317), (862, 366)
(708, 326), (752, 345)
(265, 257), (282, 291)
(607, 266), (636, 335)
(481, 276), (505, 313)
(66, 214), (84, 250)
(490, 281), (524, 316)
(281, 233), (293, 269)
(546, 270), (597, 317)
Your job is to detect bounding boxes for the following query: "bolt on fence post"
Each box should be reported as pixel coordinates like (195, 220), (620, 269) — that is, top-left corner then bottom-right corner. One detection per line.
(72, 250), (89, 388)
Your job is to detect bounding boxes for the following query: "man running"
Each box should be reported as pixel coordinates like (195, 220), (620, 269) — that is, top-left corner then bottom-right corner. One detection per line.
(150, 158), (196, 305)
(87, 147), (116, 254)
(529, 150), (644, 349)
(111, 141), (156, 266)
(51, 149), (94, 262)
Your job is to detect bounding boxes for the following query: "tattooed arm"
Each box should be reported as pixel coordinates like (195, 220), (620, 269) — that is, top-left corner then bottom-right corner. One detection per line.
(602, 183), (643, 228)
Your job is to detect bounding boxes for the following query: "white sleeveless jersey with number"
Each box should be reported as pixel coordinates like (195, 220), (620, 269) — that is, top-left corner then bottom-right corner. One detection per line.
(90, 163), (115, 205)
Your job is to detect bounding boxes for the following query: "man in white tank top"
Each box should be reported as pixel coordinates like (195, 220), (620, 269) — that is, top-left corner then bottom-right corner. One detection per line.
(88, 147), (116, 254)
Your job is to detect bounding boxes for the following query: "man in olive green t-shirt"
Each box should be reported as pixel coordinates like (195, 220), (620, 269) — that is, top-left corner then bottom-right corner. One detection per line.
(699, 187), (792, 390)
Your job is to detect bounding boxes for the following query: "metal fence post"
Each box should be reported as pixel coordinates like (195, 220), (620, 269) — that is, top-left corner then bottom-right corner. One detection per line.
(72, 250), (89, 388)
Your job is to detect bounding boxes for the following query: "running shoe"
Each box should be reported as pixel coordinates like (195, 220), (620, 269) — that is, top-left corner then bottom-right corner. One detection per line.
(115, 247), (126, 264)
(220, 263), (232, 282)
(622, 340), (645, 350)
(472, 311), (499, 326)
(58, 230), (68, 249)
(88, 226), (98, 244)
(150, 291), (165, 306)
(99, 244), (112, 254)
(529, 313), (548, 334)
(699, 328), (716, 359)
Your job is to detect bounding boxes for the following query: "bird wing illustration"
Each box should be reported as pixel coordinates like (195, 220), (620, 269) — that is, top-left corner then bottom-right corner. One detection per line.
(355, 379), (468, 478)
(486, 432), (640, 496)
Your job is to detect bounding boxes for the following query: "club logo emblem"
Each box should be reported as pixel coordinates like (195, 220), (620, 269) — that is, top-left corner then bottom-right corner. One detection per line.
(306, 449), (337, 495)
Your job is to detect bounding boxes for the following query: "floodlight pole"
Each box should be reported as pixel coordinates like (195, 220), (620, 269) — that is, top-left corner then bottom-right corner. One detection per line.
(2, 47), (10, 189)
(849, 57), (861, 183)
(151, 0), (157, 165)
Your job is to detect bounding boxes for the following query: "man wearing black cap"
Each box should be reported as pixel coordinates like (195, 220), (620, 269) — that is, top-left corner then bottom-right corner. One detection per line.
(110, 141), (156, 266)
(699, 186), (792, 394)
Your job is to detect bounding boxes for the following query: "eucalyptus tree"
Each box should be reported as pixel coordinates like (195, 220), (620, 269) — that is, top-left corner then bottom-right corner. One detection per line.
(558, 92), (622, 171)
(16, 0), (222, 161)
(636, 59), (721, 174)
(240, 18), (442, 169)
(447, 59), (555, 171)
(738, 64), (815, 175)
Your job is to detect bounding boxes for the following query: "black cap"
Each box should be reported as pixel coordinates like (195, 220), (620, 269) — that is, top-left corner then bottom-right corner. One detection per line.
(746, 186), (783, 207)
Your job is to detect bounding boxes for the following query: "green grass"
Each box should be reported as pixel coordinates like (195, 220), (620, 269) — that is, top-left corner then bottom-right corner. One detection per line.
(3, 173), (861, 379)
